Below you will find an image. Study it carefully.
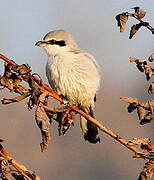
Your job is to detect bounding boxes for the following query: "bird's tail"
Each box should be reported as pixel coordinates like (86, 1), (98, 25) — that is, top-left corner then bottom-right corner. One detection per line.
(80, 106), (100, 143)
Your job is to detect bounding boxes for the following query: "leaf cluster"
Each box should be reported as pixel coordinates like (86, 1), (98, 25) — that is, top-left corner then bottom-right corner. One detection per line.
(115, 7), (154, 39)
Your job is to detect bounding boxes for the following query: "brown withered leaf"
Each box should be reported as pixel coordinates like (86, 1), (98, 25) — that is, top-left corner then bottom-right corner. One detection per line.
(120, 97), (139, 104)
(129, 57), (146, 72)
(1, 91), (31, 104)
(121, 97), (139, 113)
(129, 56), (139, 63)
(148, 82), (154, 94)
(11, 173), (26, 180)
(12, 64), (31, 75)
(115, 13), (129, 32)
(138, 161), (154, 180)
(132, 6), (146, 19)
(140, 114), (153, 125)
(35, 92), (51, 152)
(148, 51), (154, 62)
(129, 138), (150, 147)
(142, 101), (154, 114)
(144, 64), (154, 81)
(137, 106), (145, 120)
(0, 157), (12, 180)
(129, 23), (143, 39)
(0, 76), (14, 92)
(12, 171), (41, 180)
(127, 103), (138, 113)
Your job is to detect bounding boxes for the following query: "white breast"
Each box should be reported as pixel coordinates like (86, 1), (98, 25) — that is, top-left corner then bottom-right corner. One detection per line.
(46, 51), (100, 108)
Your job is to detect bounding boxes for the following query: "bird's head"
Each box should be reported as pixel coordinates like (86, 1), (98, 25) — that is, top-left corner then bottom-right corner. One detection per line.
(35, 29), (78, 56)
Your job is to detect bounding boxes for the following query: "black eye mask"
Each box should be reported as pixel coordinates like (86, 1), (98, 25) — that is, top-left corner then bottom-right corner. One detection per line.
(48, 39), (66, 47)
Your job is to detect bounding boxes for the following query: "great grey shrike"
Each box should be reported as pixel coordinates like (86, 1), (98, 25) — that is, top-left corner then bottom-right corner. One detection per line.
(35, 29), (101, 143)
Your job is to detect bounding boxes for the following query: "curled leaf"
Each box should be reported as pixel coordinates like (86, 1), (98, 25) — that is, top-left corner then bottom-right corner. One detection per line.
(142, 101), (154, 114)
(127, 103), (138, 113)
(129, 23), (142, 39)
(129, 57), (139, 63)
(148, 51), (154, 62)
(136, 61), (147, 73)
(146, 152), (154, 160)
(12, 64), (31, 75)
(0, 76), (14, 91)
(137, 106), (145, 120)
(120, 97), (139, 104)
(144, 64), (154, 81)
(132, 6), (146, 19)
(129, 138), (150, 146)
(1, 91), (31, 104)
(0, 157), (12, 180)
(148, 82), (154, 94)
(35, 92), (51, 152)
(115, 13), (128, 32)
(140, 114), (153, 125)
(138, 161), (154, 180)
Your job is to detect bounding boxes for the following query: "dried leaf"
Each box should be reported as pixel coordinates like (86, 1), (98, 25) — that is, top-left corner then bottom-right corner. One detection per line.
(142, 101), (154, 113)
(140, 114), (153, 125)
(148, 82), (154, 94)
(0, 157), (12, 180)
(1, 91), (31, 104)
(115, 13), (128, 32)
(127, 103), (137, 113)
(148, 51), (154, 62)
(120, 97), (139, 104)
(129, 138), (150, 146)
(136, 61), (147, 73)
(11, 173), (26, 180)
(129, 57), (139, 63)
(58, 108), (75, 136)
(129, 23), (142, 39)
(144, 64), (154, 81)
(12, 64), (31, 75)
(35, 92), (51, 152)
(0, 76), (14, 91)
(137, 106), (145, 120)
(132, 6), (146, 19)
(146, 152), (154, 160)
(138, 161), (154, 180)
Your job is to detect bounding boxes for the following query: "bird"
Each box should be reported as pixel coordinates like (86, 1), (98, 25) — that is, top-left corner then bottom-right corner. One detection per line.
(35, 29), (101, 143)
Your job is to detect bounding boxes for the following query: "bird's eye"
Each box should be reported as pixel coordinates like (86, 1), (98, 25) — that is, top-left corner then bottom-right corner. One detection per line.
(48, 39), (56, 44)
(56, 40), (66, 47)
(47, 39), (66, 47)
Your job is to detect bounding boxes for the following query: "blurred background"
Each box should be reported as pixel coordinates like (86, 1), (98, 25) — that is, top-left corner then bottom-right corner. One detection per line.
(0, 0), (154, 179)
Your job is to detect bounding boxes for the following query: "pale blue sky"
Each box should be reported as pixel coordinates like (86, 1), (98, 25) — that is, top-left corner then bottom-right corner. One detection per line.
(0, 1), (154, 180)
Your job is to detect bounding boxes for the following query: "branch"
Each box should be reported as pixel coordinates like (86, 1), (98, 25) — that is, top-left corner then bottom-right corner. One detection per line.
(0, 143), (41, 180)
(0, 53), (152, 156)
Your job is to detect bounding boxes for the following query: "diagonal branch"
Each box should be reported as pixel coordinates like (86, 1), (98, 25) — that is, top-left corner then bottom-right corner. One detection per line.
(0, 53), (149, 157)
(0, 144), (39, 180)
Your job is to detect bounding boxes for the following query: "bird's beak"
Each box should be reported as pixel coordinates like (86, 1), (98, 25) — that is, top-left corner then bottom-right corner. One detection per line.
(35, 40), (47, 47)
